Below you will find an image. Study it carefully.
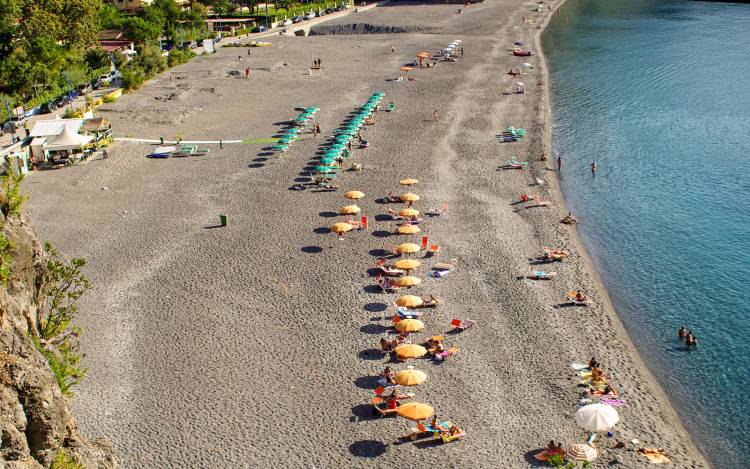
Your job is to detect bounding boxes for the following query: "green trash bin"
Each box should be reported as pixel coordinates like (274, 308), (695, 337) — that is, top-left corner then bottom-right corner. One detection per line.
(219, 214), (227, 227)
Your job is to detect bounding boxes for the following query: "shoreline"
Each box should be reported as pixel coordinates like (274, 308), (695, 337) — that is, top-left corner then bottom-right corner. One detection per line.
(22, 0), (710, 466)
(535, 1), (710, 466)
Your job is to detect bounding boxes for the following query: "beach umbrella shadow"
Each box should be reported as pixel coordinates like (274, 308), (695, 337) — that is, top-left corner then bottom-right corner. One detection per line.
(301, 245), (323, 254)
(523, 449), (548, 467)
(369, 248), (391, 257)
(364, 302), (387, 313)
(313, 227), (330, 234)
(319, 211), (338, 218)
(353, 375), (379, 389)
(360, 324), (388, 334)
(363, 285), (382, 294)
(349, 439), (388, 457)
(358, 348), (385, 360)
(372, 230), (392, 238)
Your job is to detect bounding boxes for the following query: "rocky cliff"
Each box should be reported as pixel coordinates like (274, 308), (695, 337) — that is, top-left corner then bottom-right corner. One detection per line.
(0, 213), (116, 468)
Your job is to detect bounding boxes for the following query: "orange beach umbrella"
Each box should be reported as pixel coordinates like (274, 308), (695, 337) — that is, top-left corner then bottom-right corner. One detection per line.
(394, 318), (424, 332)
(344, 190), (365, 199)
(395, 295), (423, 308)
(397, 402), (434, 421)
(397, 224), (421, 235)
(400, 193), (421, 203)
(330, 222), (353, 234)
(396, 243), (420, 254)
(340, 205), (361, 215)
(399, 208), (420, 217)
(394, 343), (427, 359)
(395, 276), (422, 287)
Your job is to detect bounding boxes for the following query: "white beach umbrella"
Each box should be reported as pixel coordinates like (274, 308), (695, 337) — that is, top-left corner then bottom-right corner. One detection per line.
(575, 403), (619, 432)
(522, 62), (533, 68)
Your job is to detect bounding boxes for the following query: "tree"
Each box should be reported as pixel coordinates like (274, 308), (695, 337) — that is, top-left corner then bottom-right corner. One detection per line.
(122, 16), (163, 44)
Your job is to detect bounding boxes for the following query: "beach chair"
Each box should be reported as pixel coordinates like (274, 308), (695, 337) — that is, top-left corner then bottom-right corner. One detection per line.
(450, 319), (475, 332)
(433, 258), (458, 272)
(425, 245), (441, 258)
(361, 216), (368, 230)
(376, 275), (401, 292)
(395, 306), (423, 319)
(386, 102), (396, 112)
(420, 236), (429, 250)
(528, 270), (557, 280)
(438, 425), (465, 443)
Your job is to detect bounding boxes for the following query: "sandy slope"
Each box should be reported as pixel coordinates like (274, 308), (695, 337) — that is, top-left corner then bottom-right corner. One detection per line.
(24, 0), (708, 467)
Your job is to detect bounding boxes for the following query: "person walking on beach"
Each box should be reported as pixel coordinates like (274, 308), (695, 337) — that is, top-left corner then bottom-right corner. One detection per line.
(556, 156), (562, 171)
(433, 109), (439, 121)
(391, 44), (395, 53)
(245, 67), (250, 79)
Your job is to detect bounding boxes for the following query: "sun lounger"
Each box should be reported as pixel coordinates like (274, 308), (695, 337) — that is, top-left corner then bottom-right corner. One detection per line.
(416, 295), (441, 308)
(376, 275), (401, 292)
(439, 427), (465, 443)
(427, 203), (449, 216)
(395, 306), (423, 319)
(424, 245), (441, 258)
(432, 258), (458, 271)
(374, 258), (406, 276)
(450, 319), (475, 331)
(371, 394), (413, 417)
(567, 290), (593, 306)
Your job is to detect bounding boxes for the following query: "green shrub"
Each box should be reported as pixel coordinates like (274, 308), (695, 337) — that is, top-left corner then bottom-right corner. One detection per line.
(121, 67), (145, 91)
(31, 335), (87, 397)
(51, 451), (83, 469)
(39, 242), (91, 341)
(547, 453), (566, 467)
(102, 94), (117, 103)
(0, 170), (28, 218)
(167, 49), (195, 67)
(62, 107), (77, 119)
(0, 234), (13, 287)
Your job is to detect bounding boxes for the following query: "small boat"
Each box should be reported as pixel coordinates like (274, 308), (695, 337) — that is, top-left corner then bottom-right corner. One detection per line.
(173, 144), (210, 157)
(147, 146), (176, 158)
(513, 49), (533, 57)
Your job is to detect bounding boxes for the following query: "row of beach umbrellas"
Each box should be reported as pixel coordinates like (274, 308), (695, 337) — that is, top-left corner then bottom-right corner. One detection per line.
(273, 107), (319, 152)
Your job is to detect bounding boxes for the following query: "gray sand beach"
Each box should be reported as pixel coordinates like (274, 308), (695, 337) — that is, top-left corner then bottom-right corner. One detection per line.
(24, 0), (709, 466)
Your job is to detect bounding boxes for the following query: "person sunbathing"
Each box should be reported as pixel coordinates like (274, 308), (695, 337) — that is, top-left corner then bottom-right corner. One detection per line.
(588, 357), (599, 369)
(448, 424), (462, 436)
(381, 366), (395, 385)
(575, 290), (587, 302)
(386, 192), (400, 203)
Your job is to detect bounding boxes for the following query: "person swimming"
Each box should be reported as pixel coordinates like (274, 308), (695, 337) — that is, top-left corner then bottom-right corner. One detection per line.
(678, 326), (687, 339)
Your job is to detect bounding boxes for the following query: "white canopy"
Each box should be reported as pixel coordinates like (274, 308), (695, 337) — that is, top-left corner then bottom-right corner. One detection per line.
(43, 125), (93, 151)
(575, 403), (619, 432)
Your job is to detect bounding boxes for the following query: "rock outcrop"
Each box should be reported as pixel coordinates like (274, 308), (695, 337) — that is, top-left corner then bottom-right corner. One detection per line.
(0, 214), (117, 468)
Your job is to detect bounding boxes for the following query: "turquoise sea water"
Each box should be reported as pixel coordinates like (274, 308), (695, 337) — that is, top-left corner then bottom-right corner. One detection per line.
(542, 1), (750, 466)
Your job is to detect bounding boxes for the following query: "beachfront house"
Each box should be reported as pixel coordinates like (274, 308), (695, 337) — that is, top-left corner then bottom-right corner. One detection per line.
(98, 30), (136, 58)
(29, 119), (95, 167)
(0, 140), (32, 176)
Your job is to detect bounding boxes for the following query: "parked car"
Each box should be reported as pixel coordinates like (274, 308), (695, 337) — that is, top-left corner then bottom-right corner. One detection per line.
(98, 74), (112, 86)
(76, 83), (93, 94)
(182, 41), (197, 49)
(325, 7), (336, 14)
(292, 15), (304, 23)
(304, 12), (316, 20)
(40, 101), (58, 114)
(280, 19), (293, 26)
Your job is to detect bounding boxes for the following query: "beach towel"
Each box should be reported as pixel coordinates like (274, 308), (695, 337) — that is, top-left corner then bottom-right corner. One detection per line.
(571, 363), (588, 371)
(601, 398), (626, 407)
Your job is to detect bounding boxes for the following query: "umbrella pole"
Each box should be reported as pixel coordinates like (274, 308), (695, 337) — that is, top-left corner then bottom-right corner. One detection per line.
(586, 432), (597, 445)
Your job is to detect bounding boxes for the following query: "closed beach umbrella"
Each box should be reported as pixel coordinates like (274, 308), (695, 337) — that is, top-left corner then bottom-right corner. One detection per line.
(330, 222), (353, 234)
(397, 243), (420, 254)
(395, 276), (422, 287)
(397, 224), (421, 235)
(397, 402), (434, 421)
(345, 190), (365, 200)
(399, 178), (419, 186)
(340, 205), (361, 215)
(395, 295), (423, 308)
(395, 318), (424, 332)
(399, 208), (420, 217)
(575, 404), (619, 432)
(394, 259), (421, 270)
(400, 193), (421, 203)
(568, 444), (598, 462)
(395, 343), (426, 359)
(393, 369), (426, 386)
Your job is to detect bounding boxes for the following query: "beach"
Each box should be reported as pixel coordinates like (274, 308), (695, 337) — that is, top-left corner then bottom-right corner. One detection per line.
(24, 0), (709, 466)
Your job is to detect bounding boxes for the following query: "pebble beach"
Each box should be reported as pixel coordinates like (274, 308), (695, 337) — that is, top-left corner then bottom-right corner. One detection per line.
(24, 0), (710, 466)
